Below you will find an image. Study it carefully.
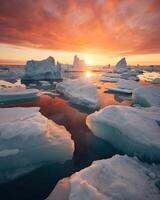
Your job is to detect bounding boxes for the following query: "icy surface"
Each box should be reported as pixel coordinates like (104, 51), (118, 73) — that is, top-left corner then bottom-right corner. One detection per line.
(117, 79), (140, 90)
(49, 155), (160, 200)
(113, 57), (129, 73)
(0, 107), (74, 183)
(86, 105), (160, 163)
(72, 55), (86, 71)
(107, 87), (132, 94)
(132, 86), (160, 107)
(56, 78), (99, 110)
(22, 56), (61, 81)
(0, 88), (39, 104)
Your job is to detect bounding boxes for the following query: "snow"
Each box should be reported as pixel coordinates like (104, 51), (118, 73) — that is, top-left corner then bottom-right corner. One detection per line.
(56, 78), (99, 110)
(117, 79), (140, 90)
(0, 88), (39, 104)
(22, 56), (61, 81)
(107, 79), (140, 94)
(113, 57), (129, 73)
(49, 155), (160, 200)
(132, 86), (160, 107)
(86, 105), (160, 163)
(0, 107), (74, 183)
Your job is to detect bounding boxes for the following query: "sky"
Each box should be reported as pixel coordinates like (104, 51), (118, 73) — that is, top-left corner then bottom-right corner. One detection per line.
(0, 0), (160, 65)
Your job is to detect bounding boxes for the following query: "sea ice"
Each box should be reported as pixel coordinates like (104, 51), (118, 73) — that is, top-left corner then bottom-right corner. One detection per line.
(0, 88), (39, 104)
(113, 57), (129, 73)
(132, 86), (160, 107)
(0, 107), (74, 183)
(56, 78), (99, 110)
(86, 105), (160, 163)
(47, 155), (160, 200)
(22, 56), (61, 81)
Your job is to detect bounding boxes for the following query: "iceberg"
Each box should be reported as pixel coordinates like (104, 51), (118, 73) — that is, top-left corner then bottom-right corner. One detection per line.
(0, 88), (39, 104)
(132, 86), (160, 107)
(47, 155), (160, 200)
(22, 56), (61, 81)
(72, 55), (86, 71)
(86, 105), (160, 163)
(56, 78), (99, 110)
(0, 107), (74, 183)
(113, 57), (129, 73)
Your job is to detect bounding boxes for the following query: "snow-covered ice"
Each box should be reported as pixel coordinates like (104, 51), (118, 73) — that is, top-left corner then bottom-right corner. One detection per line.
(47, 155), (160, 200)
(113, 57), (129, 73)
(0, 107), (74, 183)
(0, 88), (39, 104)
(56, 78), (99, 110)
(117, 79), (140, 90)
(22, 56), (61, 81)
(107, 79), (140, 94)
(132, 86), (160, 107)
(107, 87), (132, 94)
(100, 76), (120, 83)
(86, 105), (160, 163)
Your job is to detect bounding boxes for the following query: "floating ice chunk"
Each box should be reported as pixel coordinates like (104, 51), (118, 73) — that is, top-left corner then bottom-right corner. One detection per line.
(132, 86), (160, 107)
(22, 56), (61, 81)
(0, 88), (39, 104)
(113, 57), (129, 73)
(107, 79), (140, 94)
(107, 87), (132, 94)
(72, 55), (86, 71)
(48, 155), (160, 200)
(100, 77), (120, 82)
(117, 79), (140, 90)
(103, 73), (121, 78)
(0, 107), (74, 183)
(86, 105), (160, 163)
(56, 78), (99, 110)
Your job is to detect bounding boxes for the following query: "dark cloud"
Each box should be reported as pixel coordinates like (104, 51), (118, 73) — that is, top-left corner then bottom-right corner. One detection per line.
(0, 0), (160, 55)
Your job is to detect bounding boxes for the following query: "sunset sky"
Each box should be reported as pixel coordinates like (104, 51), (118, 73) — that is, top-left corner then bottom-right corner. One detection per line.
(0, 0), (160, 65)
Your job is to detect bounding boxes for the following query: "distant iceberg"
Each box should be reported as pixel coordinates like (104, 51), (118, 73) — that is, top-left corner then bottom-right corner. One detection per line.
(113, 57), (129, 73)
(86, 105), (160, 163)
(47, 155), (160, 200)
(22, 56), (61, 81)
(0, 107), (74, 183)
(56, 78), (99, 110)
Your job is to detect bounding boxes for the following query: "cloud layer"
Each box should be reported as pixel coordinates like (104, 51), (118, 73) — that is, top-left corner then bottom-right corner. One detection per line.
(0, 0), (160, 55)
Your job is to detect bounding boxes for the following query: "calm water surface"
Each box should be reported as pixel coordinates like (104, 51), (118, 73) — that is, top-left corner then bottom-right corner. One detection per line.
(0, 72), (134, 200)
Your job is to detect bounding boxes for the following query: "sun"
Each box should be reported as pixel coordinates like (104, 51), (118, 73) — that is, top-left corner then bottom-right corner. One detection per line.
(85, 59), (94, 66)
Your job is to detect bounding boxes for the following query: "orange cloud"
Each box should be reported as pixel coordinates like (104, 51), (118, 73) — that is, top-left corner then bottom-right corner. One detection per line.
(0, 0), (160, 55)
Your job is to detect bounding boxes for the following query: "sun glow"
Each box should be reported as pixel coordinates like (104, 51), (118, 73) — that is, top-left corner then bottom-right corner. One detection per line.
(85, 58), (94, 66)
(85, 71), (93, 78)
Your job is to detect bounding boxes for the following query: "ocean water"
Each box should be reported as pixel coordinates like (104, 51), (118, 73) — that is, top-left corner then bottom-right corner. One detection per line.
(0, 72), (133, 200)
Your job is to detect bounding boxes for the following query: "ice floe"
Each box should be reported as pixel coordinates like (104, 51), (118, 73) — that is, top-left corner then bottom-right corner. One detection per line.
(22, 56), (61, 81)
(0, 88), (39, 104)
(0, 107), (74, 183)
(113, 57), (129, 73)
(132, 86), (160, 107)
(47, 155), (160, 200)
(56, 78), (99, 110)
(86, 105), (160, 163)
(107, 79), (140, 94)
